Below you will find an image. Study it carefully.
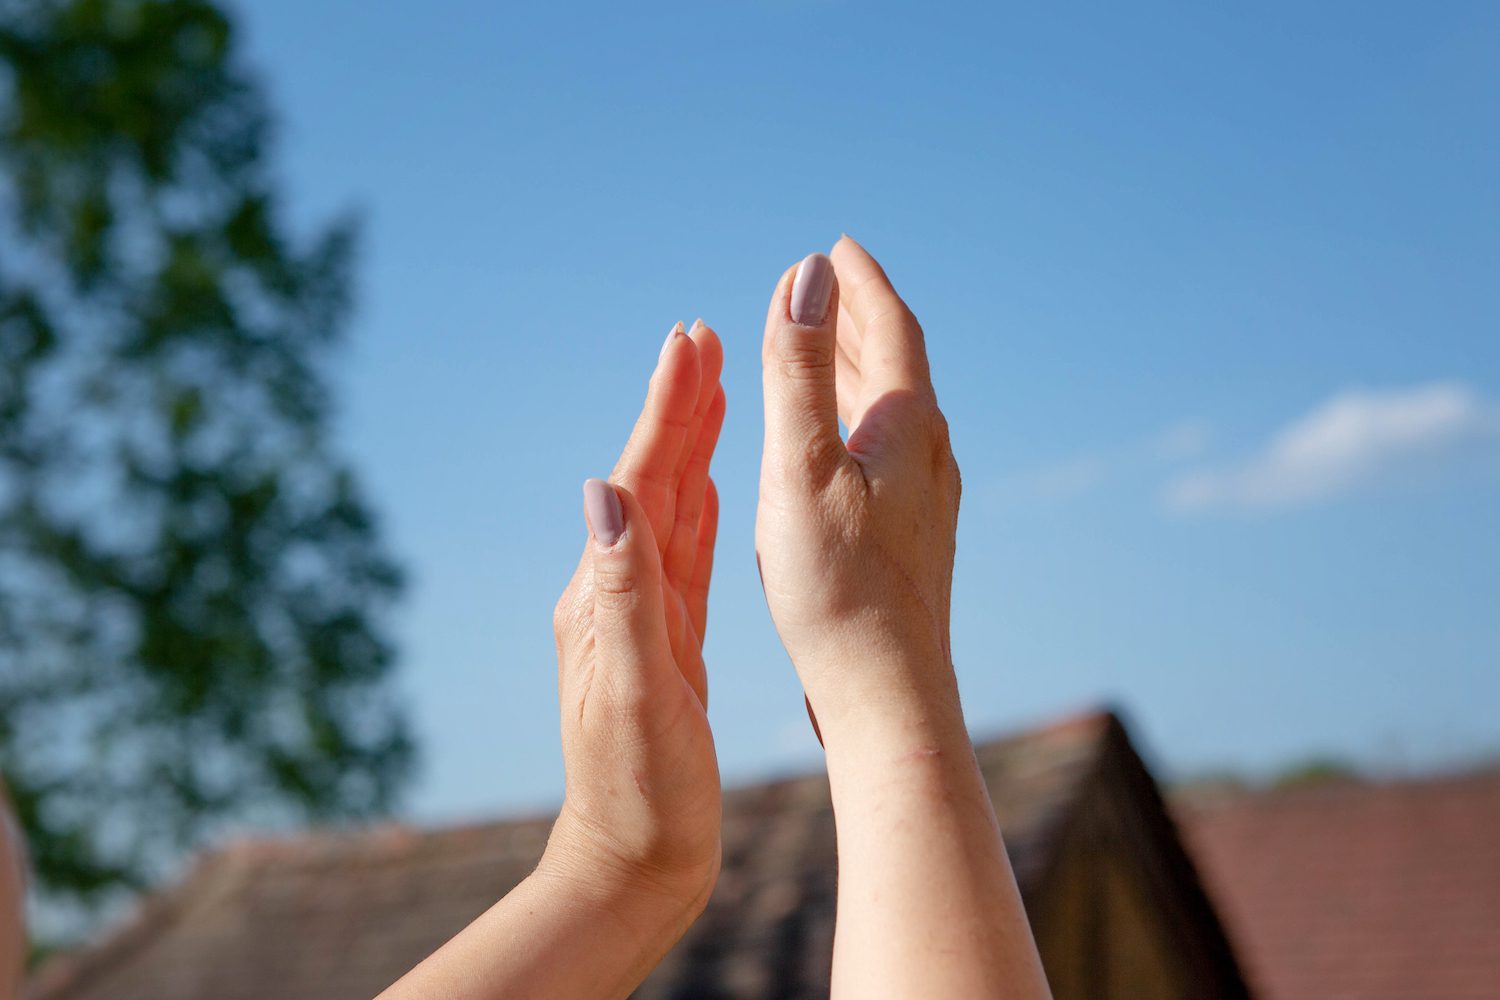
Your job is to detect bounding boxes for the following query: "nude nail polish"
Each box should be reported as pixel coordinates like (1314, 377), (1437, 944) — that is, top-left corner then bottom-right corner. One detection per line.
(583, 478), (624, 547)
(790, 253), (834, 326)
(659, 321), (686, 361)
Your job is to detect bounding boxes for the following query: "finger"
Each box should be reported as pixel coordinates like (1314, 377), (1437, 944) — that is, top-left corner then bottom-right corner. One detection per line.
(676, 319), (724, 479)
(688, 319), (725, 389)
(686, 476), (719, 643)
(659, 584), (704, 710)
(581, 479), (676, 710)
(612, 324), (702, 553)
(829, 236), (933, 418)
(761, 252), (848, 489)
(833, 301), (865, 430)
(552, 544), (594, 689)
(664, 384), (725, 594)
(836, 301), (864, 367)
(676, 608), (709, 708)
(834, 339), (863, 429)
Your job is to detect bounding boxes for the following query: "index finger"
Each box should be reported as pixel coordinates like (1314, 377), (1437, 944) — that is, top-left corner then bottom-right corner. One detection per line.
(829, 236), (934, 420)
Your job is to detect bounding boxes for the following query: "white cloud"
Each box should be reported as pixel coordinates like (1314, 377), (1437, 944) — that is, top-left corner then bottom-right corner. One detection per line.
(995, 421), (1210, 505)
(1163, 383), (1497, 514)
(1150, 420), (1213, 462)
(1018, 456), (1110, 500)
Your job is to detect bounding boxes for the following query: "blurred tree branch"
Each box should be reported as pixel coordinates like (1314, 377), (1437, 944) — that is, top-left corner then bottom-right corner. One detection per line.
(0, 0), (412, 915)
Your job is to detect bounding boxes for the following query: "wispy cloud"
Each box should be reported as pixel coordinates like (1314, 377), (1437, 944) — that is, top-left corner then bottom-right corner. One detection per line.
(1150, 420), (1213, 462)
(997, 421), (1211, 505)
(1163, 383), (1497, 514)
(1015, 456), (1110, 501)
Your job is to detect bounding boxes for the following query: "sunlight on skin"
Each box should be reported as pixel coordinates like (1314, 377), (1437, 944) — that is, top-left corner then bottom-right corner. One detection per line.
(609, 320), (725, 701)
(9, 242), (1050, 1000)
(378, 321), (725, 1000)
(382, 236), (1052, 997)
(757, 236), (1053, 999)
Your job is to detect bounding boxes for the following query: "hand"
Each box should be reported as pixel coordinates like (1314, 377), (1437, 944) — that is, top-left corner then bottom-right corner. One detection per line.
(756, 243), (1050, 999)
(546, 320), (726, 909)
(381, 322), (726, 1000)
(756, 238), (962, 738)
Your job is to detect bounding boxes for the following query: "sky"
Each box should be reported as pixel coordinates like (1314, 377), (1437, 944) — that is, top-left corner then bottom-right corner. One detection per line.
(231, 0), (1499, 825)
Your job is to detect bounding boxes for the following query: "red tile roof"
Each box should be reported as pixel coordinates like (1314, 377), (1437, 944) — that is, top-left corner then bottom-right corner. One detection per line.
(1177, 768), (1500, 1000)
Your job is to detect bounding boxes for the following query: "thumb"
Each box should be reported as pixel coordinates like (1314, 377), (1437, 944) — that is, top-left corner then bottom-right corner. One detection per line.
(761, 252), (846, 488)
(581, 478), (674, 705)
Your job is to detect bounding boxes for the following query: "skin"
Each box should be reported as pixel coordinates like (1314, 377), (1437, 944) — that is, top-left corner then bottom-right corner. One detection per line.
(31, 237), (1041, 998)
(0, 787), (23, 1000)
(379, 320), (725, 1000)
(756, 237), (1053, 999)
(387, 239), (1050, 996)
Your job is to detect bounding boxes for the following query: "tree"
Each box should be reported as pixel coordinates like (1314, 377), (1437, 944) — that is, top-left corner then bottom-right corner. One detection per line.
(0, 0), (411, 913)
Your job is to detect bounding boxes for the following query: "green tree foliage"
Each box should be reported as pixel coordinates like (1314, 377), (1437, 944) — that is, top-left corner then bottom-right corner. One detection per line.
(1271, 758), (1360, 790)
(0, 0), (411, 906)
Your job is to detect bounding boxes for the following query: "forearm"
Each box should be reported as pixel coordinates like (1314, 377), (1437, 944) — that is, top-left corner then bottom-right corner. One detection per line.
(377, 844), (704, 1000)
(817, 663), (1052, 1000)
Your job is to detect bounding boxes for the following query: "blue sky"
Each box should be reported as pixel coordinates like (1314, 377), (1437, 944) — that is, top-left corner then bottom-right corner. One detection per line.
(234, 0), (1499, 824)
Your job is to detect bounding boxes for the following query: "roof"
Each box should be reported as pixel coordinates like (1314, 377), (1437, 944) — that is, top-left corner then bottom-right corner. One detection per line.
(28, 709), (1229, 1000)
(1176, 767), (1500, 1000)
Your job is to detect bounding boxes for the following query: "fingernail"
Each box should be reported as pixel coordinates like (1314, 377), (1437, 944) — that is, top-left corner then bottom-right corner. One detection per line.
(659, 321), (685, 361)
(790, 253), (834, 326)
(582, 478), (624, 547)
(688, 317), (705, 336)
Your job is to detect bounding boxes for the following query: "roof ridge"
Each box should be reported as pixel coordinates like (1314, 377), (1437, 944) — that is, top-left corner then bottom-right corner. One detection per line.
(28, 849), (245, 1000)
(25, 706), (1127, 1000)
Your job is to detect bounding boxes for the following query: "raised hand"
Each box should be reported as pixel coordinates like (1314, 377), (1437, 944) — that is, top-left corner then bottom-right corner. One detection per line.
(549, 319), (726, 899)
(757, 239), (1051, 1000)
(755, 241), (961, 736)
(606, 320), (726, 686)
(380, 320), (726, 1000)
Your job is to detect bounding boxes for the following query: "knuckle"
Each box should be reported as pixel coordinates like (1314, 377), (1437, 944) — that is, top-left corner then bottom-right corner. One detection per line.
(784, 432), (844, 485)
(916, 403), (961, 495)
(553, 588), (587, 646)
(681, 451), (712, 486)
(863, 300), (918, 336)
(776, 335), (836, 383)
(846, 271), (905, 316)
(927, 404), (951, 441)
(592, 562), (642, 601)
(923, 403), (953, 451)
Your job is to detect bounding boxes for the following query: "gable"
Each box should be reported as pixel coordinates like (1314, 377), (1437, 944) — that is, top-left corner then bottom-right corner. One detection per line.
(30, 710), (1248, 1000)
(1030, 715), (1251, 1000)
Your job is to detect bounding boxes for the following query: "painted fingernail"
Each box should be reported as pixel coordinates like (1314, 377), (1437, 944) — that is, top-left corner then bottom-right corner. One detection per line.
(659, 321), (686, 361)
(583, 478), (624, 547)
(789, 252), (834, 326)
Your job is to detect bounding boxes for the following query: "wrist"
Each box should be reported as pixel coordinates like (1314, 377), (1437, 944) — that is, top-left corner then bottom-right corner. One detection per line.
(540, 810), (719, 930)
(795, 645), (965, 750)
(818, 697), (972, 771)
(816, 695), (994, 829)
